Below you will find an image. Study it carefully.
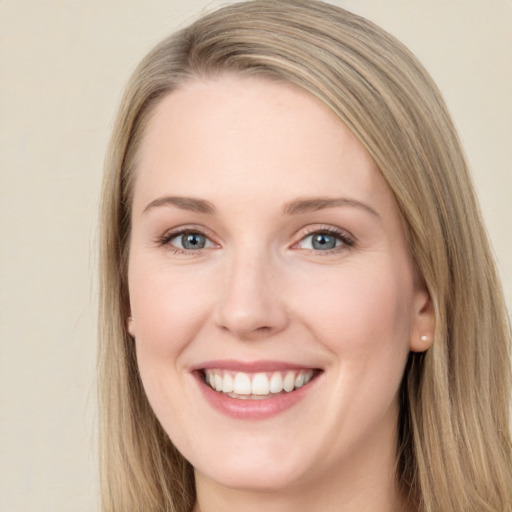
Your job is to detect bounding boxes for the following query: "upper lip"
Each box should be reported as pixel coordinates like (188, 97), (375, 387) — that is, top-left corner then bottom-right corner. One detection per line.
(190, 359), (320, 373)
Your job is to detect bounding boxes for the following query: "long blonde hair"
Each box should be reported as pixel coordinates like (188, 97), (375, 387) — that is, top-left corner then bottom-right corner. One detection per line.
(98, 1), (512, 510)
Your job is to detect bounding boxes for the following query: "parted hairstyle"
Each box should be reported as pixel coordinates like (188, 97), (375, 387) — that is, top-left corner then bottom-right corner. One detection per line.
(98, 1), (512, 511)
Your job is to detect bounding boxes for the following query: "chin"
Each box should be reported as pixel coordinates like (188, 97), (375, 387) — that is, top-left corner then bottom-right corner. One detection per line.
(196, 458), (307, 493)
(181, 428), (310, 492)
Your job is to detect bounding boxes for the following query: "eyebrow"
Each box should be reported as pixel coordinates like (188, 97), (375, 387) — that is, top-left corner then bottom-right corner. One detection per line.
(142, 195), (379, 218)
(282, 196), (380, 218)
(143, 196), (216, 215)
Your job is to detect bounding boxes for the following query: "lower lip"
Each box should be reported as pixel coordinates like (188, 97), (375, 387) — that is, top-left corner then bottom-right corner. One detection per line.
(194, 372), (320, 420)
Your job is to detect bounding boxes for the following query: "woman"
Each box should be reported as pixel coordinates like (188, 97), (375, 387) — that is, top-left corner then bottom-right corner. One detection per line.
(98, 1), (512, 511)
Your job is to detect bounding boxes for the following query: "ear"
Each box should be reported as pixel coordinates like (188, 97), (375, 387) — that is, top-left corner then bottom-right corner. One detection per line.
(409, 287), (435, 352)
(127, 315), (136, 338)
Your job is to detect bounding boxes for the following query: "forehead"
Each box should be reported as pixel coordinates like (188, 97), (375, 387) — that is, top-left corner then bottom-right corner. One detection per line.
(132, 75), (394, 214)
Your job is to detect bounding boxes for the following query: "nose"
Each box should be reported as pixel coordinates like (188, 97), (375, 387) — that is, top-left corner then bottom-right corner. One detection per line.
(214, 250), (290, 340)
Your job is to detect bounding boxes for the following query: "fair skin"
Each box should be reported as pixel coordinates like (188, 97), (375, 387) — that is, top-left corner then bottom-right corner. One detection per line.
(127, 75), (433, 512)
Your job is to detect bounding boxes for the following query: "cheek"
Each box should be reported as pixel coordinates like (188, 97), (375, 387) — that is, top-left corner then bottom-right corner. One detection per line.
(128, 258), (214, 357)
(128, 262), (213, 438)
(294, 258), (414, 358)
(290, 259), (414, 449)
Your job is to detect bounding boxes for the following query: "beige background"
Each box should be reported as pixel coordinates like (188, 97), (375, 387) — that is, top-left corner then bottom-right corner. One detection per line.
(0, 1), (510, 511)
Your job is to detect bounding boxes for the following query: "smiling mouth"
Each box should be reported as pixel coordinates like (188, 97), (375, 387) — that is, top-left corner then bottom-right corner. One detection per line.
(201, 368), (320, 400)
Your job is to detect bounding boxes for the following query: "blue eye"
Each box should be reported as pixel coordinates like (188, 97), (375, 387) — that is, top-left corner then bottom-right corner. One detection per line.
(310, 233), (338, 250)
(181, 232), (206, 249)
(166, 231), (214, 251)
(297, 229), (352, 251)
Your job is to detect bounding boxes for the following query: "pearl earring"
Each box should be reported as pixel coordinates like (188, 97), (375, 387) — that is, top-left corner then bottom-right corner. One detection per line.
(420, 335), (429, 343)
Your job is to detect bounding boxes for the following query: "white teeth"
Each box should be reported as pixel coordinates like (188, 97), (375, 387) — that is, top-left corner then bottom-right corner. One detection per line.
(233, 372), (252, 395)
(294, 370), (314, 389)
(222, 373), (234, 393)
(269, 372), (283, 393)
(251, 373), (270, 395)
(204, 368), (316, 398)
(214, 373), (223, 392)
(283, 371), (295, 392)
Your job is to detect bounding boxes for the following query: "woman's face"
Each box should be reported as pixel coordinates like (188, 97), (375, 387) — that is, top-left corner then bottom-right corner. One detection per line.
(127, 76), (432, 498)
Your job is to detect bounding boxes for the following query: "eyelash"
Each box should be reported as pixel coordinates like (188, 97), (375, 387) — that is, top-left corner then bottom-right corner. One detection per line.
(156, 225), (355, 255)
(157, 227), (215, 255)
(295, 226), (355, 255)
